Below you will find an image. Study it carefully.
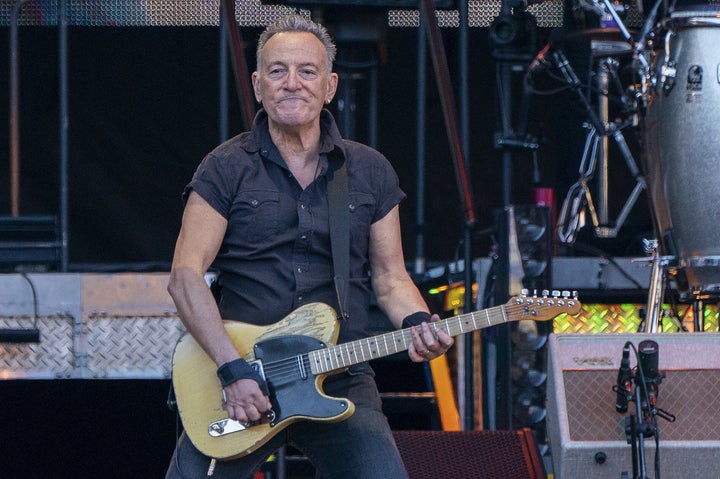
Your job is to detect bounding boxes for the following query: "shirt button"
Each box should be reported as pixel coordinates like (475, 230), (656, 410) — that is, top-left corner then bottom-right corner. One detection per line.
(300, 204), (306, 210)
(298, 296), (303, 301)
(250, 199), (259, 207)
(297, 267), (303, 273)
(301, 235), (307, 240)
(349, 203), (356, 212)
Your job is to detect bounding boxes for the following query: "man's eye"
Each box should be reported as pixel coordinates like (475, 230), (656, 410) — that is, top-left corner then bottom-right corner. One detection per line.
(268, 68), (286, 78)
(299, 70), (318, 79)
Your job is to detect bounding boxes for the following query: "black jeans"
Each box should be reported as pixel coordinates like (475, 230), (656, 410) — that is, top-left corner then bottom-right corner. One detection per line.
(165, 372), (408, 479)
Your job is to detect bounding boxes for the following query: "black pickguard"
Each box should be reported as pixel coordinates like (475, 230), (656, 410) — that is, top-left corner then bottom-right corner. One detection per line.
(254, 335), (351, 425)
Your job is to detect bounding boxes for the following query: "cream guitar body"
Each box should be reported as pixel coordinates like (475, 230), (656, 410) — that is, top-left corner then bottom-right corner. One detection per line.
(172, 292), (580, 460)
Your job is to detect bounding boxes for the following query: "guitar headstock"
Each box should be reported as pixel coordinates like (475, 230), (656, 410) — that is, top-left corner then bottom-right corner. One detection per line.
(506, 289), (581, 321)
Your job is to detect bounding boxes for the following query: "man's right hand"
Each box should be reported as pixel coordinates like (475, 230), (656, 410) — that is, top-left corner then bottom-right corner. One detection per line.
(223, 378), (273, 424)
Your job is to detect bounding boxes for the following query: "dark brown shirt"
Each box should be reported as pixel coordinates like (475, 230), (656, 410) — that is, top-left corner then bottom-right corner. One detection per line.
(184, 110), (405, 348)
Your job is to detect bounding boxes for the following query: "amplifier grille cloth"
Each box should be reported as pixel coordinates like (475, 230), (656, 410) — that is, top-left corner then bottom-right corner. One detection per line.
(393, 430), (543, 479)
(563, 369), (720, 442)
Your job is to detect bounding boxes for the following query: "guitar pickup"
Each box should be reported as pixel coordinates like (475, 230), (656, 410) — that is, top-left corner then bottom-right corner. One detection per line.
(249, 359), (266, 382)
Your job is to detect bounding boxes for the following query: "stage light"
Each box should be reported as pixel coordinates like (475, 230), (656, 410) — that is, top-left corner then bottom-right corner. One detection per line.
(488, 10), (538, 60)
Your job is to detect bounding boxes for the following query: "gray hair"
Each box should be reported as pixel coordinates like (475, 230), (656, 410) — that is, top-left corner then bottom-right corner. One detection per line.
(256, 14), (337, 73)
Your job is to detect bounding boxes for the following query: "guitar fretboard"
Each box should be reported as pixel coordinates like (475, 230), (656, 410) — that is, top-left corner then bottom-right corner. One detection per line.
(308, 304), (510, 375)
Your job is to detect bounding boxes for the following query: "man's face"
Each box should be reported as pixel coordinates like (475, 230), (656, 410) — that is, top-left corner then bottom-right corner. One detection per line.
(252, 31), (338, 130)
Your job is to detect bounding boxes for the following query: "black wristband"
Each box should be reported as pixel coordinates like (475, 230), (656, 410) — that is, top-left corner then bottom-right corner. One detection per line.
(216, 358), (269, 395)
(402, 311), (432, 329)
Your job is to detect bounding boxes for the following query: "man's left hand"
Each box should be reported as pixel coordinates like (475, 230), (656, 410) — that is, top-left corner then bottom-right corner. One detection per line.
(407, 314), (454, 362)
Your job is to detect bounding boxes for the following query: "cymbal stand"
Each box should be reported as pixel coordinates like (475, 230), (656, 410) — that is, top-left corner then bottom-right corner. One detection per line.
(556, 49), (646, 244)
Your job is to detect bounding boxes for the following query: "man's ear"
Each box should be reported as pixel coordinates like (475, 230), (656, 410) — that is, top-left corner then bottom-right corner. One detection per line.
(252, 71), (262, 103)
(326, 72), (339, 104)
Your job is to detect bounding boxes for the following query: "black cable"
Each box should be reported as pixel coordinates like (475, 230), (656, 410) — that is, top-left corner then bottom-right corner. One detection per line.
(20, 272), (39, 330)
(571, 242), (645, 289)
(628, 341), (662, 479)
(0, 273), (42, 343)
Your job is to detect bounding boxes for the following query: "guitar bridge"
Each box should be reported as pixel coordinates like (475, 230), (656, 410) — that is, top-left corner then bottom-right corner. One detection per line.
(208, 409), (276, 437)
(209, 418), (247, 437)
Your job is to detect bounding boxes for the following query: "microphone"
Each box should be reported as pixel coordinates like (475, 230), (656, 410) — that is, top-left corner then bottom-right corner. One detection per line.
(638, 339), (660, 408)
(615, 342), (632, 413)
(527, 28), (566, 75)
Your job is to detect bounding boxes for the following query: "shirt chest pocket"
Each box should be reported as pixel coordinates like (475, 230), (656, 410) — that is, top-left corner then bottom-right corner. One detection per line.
(229, 190), (280, 243)
(349, 193), (376, 238)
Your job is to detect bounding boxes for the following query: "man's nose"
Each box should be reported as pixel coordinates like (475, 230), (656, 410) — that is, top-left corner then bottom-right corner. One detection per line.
(285, 70), (301, 89)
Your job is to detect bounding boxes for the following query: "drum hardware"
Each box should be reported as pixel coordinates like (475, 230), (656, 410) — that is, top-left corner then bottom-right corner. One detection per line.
(598, 0), (633, 41)
(677, 289), (720, 333)
(626, 0), (661, 112)
(658, 30), (677, 95)
(554, 0), (651, 244)
(635, 239), (670, 332)
(556, 47), (646, 244)
(633, 239), (700, 333)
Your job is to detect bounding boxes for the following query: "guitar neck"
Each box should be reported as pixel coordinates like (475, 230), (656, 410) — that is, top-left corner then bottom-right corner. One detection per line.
(308, 304), (509, 375)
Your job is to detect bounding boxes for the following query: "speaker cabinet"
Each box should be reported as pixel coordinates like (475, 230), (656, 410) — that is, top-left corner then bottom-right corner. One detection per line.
(547, 333), (720, 479)
(393, 429), (545, 479)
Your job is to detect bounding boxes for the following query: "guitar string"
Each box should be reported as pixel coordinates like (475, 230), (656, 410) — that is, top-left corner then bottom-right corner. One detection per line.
(254, 301), (572, 384)
(260, 327), (416, 380)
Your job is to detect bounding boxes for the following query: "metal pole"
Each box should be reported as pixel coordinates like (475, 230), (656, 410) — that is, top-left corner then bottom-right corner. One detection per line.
(59, 0), (69, 271)
(368, 65), (378, 149)
(219, 11), (230, 143)
(414, 18), (427, 277)
(597, 60), (610, 228)
(458, 0), (475, 432)
(642, 240), (664, 333)
(9, 0), (32, 217)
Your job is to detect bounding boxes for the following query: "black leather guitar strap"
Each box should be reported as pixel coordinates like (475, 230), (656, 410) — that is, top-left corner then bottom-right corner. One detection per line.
(326, 155), (350, 320)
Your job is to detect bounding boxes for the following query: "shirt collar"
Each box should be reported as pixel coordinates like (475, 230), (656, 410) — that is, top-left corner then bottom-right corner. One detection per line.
(241, 109), (346, 163)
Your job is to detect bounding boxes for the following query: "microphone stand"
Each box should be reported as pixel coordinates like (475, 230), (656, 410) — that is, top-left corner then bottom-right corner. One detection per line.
(616, 346), (676, 479)
(626, 381), (649, 479)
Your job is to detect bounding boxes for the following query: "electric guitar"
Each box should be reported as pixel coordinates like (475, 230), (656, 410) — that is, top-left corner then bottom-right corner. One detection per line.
(171, 290), (580, 460)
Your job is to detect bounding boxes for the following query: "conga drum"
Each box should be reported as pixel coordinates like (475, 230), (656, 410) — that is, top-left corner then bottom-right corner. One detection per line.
(642, 7), (720, 292)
